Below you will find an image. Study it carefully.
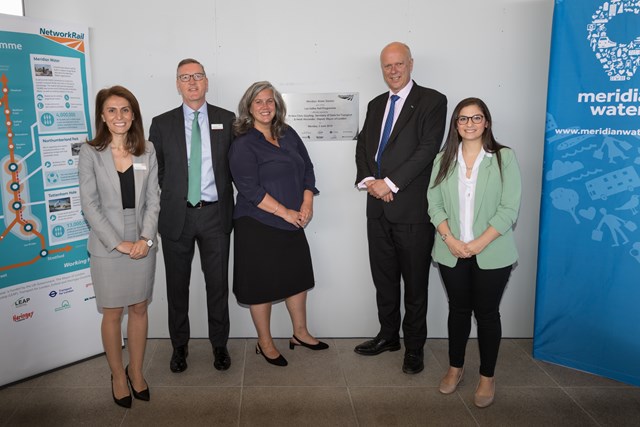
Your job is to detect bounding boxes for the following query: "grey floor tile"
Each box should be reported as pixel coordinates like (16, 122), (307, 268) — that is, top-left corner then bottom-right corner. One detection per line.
(122, 386), (241, 427)
(240, 386), (355, 427)
(565, 387), (640, 427)
(36, 354), (111, 387)
(5, 374), (43, 389)
(465, 387), (598, 427)
(1, 338), (638, 427)
(140, 338), (160, 368)
(536, 359), (629, 387)
(337, 339), (442, 387)
(244, 339), (344, 386)
(350, 386), (476, 427)
(0, 387), (32, 426)
(512, 338), (534, 355)
(146, 339), (244, 387)
(494, 340), (557, 387)
(35, 339), (159, 388)
(431, 338), (556, 388)
(6, 387), (127, 426)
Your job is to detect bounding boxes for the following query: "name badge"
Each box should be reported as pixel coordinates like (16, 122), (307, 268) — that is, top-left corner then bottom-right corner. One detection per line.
(133, 163), (147, 170)
(211, 123), (224, 130)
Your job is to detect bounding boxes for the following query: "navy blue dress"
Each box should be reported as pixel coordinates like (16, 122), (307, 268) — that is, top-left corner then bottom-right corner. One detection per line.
(229, 126), (319, 304)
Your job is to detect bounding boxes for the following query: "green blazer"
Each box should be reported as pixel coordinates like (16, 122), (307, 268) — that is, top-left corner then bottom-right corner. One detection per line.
(427, 147), (521, 269)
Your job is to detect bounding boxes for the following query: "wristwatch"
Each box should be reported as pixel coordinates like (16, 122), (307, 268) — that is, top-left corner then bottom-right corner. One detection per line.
(441, 233), (449, 242)
(141, 236), (153, 247)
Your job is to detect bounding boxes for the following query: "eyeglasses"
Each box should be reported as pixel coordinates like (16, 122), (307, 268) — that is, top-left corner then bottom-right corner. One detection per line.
(177, 73), (206, 82)
(456, 114), (484, 125)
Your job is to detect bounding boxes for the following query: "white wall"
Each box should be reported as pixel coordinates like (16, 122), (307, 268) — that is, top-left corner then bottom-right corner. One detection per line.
(25, 0), (553, 338)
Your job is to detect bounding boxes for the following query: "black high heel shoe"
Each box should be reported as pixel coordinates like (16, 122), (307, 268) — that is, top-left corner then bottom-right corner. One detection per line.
(256, 343), (288, 366)
(125, 365), (150, 401)
(111, 375), (132, 408)
(289, 335), (329, 350)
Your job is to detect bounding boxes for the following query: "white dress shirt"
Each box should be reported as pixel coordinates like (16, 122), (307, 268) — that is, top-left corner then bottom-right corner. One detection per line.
(358, 80), (414, 193)
(183, 103), (218, 202)
(456, 144), (491, 243)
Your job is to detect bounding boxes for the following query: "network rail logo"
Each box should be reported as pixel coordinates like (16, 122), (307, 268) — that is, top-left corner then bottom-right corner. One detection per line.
(39, 28), (85, 40)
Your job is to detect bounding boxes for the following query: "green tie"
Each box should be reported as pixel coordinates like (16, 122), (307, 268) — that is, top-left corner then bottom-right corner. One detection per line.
(187, 111), (202, 205)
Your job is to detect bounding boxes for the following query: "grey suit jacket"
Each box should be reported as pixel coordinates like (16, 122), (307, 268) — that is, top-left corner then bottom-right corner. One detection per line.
(78, 141), (160, 258)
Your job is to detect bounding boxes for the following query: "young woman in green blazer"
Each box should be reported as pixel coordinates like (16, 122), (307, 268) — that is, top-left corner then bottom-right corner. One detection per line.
(427, 97), (521, 408)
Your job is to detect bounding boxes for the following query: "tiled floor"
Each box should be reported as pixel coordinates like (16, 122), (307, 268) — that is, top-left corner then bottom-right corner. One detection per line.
(2, 338), (639, 426)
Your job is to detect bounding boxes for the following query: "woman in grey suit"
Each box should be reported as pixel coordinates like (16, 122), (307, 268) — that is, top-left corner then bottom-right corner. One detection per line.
(79, 86), (160, 408)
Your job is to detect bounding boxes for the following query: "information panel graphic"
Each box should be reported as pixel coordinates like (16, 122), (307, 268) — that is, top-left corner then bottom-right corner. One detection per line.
(0, 21), (90, 287)
(534, 0), (640, 387)
(0, 14), (103, 387)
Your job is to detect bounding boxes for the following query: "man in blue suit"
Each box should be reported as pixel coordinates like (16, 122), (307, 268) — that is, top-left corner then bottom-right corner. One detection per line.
(354, 42), (447, 374)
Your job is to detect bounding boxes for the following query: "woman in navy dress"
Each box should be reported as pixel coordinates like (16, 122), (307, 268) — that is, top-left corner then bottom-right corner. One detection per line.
(229, 81), (328, 367)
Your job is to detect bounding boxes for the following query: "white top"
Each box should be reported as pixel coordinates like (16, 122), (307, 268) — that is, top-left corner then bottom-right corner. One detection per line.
(456, 144), (491, 243)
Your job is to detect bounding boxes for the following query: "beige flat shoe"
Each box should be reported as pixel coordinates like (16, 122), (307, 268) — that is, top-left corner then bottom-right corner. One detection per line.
(474, 378), (495, 408)
(439, 367), (464, 394)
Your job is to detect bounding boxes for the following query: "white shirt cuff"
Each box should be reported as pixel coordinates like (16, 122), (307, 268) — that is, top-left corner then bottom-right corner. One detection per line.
(384, 177), (399, 193)
(357, 176), (375, 190)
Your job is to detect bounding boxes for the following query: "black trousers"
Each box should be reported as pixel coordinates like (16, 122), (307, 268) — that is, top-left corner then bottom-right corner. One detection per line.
(367, 216), (434, 349)
(438, 257), (512, 377)
(162, 202), (230, 348)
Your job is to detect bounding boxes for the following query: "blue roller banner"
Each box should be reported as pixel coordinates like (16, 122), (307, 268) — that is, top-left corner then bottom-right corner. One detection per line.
(534, 0), (640, 386)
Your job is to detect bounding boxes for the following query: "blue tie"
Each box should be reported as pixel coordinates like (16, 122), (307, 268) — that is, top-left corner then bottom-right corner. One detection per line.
(377, 94), (400, 177)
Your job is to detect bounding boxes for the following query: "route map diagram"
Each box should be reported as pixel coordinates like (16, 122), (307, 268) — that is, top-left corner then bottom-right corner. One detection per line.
(0, 26), (92, 289)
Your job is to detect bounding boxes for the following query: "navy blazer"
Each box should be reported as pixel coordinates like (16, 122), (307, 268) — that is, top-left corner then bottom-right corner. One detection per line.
(355, 81), (447, 223)
(149, 103), (235, 240)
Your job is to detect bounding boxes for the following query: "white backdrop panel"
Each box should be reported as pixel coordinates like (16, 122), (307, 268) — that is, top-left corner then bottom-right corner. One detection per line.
(24, 0), (553, 338)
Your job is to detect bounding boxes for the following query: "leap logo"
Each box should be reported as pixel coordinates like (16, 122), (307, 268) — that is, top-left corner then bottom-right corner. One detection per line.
(49, 290), (57, 298)
(587, 0), (640, 81)
(14, 297), (31, 308)
(13, 311), (34, 322)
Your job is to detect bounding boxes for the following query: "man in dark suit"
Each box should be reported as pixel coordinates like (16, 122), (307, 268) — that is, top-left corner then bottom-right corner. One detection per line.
(149, 58), (235, 373)
(354, 42), (447, 374)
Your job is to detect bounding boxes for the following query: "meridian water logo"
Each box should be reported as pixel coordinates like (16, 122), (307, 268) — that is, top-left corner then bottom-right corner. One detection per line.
(587, 0), (640, 82)
(578, 88), (640, 116)
(580, 0), (640, 116)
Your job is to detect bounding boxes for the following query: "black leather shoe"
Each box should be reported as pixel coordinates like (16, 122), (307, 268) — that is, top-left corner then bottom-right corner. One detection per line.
(170, 345), (188, 373)
(289, 335), (329, 351)
(213, 346), (231, 371)
(256, 343), (288, 366)
(402, 348), (424, 374)
(354, 336), (401, 356)
(126, 365), (150, 401)
(111, 375), (132, 408)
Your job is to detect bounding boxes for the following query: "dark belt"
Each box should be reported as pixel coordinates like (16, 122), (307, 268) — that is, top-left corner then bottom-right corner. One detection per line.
(187, 200), (217, 209)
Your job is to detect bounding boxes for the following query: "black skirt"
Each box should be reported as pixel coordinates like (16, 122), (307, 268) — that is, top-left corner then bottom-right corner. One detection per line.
(233, 216), (315, 304)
